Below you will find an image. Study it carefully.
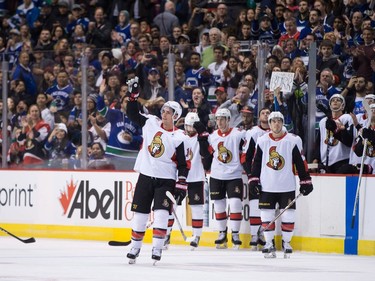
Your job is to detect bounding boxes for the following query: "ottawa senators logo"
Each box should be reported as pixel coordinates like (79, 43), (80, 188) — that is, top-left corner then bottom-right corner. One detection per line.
(267, 146), (285, 170)
(324, 130), (339, 146)
(217, 141), (232, 163)
(186, 147), (193, 161)
(366, 141), (375, 157)
(148, 132), (165, 158)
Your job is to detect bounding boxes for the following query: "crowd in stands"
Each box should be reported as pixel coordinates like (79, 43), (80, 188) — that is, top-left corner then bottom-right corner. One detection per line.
(0, 0), (375, 173)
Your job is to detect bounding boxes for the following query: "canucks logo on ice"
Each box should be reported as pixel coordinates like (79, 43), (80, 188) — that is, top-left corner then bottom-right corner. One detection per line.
(217, 141), (232, 163)
(267, 146), (285, 170)
(148, 132), (165, 158)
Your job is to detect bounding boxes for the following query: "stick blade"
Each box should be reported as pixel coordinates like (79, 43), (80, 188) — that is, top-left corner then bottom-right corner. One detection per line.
(23, 237), (36, 243)
(108, 240), (131, 246)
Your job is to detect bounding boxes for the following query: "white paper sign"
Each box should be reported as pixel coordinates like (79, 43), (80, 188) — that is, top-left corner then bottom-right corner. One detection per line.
(269, 71), (295, 92)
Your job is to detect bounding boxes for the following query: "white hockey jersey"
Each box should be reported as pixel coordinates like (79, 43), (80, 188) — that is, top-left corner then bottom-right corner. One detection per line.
(134, 115), (187, 179)
(318, 114), (353, 166)
(254, 132), (307, 193)
(208, 127), (246, 180)
(184, 133), (206, 183)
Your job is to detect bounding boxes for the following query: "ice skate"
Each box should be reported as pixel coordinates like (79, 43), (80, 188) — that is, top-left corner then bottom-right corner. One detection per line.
(282, 241), (293, 259)
(151, 247), (162, 265)
(163, 234), (171, 250)
(249, 235), (258, 251)
(190, 236), (200, 250)
(215, 229), (228, 249)
(262, 242), (276, 258)
(126, 247), (140, 264)
(231, 232), (242, 250)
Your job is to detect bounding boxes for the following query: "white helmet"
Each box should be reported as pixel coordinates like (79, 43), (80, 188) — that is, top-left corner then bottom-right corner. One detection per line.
(184, 112), (200, 126)
(215, 108), (231, 120)
(268, 111), (284, 125)
(365, 94), (375, 101)
(329, 94), (345, 112)
(161, 101), (182, 121)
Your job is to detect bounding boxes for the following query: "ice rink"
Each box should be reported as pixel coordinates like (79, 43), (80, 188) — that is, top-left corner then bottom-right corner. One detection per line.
(1, 237), (374, 281)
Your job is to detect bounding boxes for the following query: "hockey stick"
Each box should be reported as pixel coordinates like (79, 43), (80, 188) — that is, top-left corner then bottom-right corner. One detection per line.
(351, 100), (373, 228)
(257, 193), (303, 236)
(351, 139), (367, 229)
(166, 191), (196, 243)
(108, 221), (154, 246)
(0, 226), (36, 243)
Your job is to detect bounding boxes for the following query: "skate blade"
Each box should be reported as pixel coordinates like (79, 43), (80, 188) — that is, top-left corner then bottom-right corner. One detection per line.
(216, 242), (228, 249)
(232, 245), (240, 250)
(191, 246), (197, 251)
(163, 245), (169, 250)
(153, 260), (158, 266)
(128, 258), (137, 264)
(264, 252), (277, 259)
(284, 253), (291, 259)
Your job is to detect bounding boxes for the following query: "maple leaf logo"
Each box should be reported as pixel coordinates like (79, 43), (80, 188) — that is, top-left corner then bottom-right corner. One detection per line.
(59, 178), (77, 215)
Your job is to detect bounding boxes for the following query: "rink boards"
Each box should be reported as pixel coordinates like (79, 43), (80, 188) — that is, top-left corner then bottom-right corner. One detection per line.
(0, 170), (374, 256)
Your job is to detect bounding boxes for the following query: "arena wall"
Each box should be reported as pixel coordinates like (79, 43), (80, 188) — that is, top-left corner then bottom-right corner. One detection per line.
(0, 170), (373, 255)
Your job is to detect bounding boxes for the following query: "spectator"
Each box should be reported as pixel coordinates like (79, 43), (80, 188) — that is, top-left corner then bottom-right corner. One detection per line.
(36, 92), (54, 130)
(15, 0), (39, 28)
(87, 142), (115, 170)
(153, 1), (179, 37)
(86, 7), (112, 50)
(88, 111), (110, 150)
(17, 104), (50, 166)
(181, 87), (211, 129)
(97, 82), (143, 159)
(201, 27), (227, 68)
(45, 70), (74, 114)
(11, 51), (38, 106)
(44, 122), (76, 168)
(352, 27), (375, 83)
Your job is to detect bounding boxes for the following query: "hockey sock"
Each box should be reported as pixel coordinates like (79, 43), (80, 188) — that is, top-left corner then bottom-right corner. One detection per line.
(130, 212), (149, 249)
(249, 199), (261, 236)
(152, 209), (169, 249)
(228, 197), (243, 233)
(281, 209), (295, 243)
(191, 204), (204, 237)
(261, 209), (276, 244)
(214, 198), (227, 231)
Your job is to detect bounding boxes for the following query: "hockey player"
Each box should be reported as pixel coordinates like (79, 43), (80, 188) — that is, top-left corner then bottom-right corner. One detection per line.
(313, 94), (354, 173)
(353, 103), (375, 173)
(196, 108), (246, 249)
(241, 108), (271, 250)
(164, 112), (206, 250)
(249, 112), (313, 258)
(125, 77), (189, 264)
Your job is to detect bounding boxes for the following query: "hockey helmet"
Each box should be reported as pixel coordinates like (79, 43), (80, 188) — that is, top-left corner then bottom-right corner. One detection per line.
(184, 112), (200, 126)
(215, 108), (231, 120)
(329, 94), (345, 112)
(161, 101), (182, 121)
(268, 111), (284, 125)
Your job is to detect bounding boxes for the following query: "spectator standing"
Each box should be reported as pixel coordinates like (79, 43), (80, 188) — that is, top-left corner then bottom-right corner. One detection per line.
(153, 1), (179, 38)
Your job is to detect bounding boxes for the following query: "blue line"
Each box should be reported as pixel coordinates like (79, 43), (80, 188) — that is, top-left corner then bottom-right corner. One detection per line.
(344, 176), (358, 255)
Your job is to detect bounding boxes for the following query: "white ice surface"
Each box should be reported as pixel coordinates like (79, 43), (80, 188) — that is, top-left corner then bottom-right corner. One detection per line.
(0, 237), (374, 281)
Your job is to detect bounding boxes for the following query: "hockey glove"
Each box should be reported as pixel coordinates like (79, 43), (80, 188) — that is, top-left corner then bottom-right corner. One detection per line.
(299, 176), (313, 196)
(126, 76), (140, 101)
(356, 163), (374, 174)
(248, 177), (261, 196)
(362, 128), (375, 140)
(174, 177), (187, 205)
(194, 121), (209, 140)
(325, 118), (337, 132)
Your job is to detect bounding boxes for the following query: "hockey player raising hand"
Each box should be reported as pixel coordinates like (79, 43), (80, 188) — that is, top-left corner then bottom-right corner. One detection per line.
(125, 77), (189, 264)
(248, 112), (313, 258)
